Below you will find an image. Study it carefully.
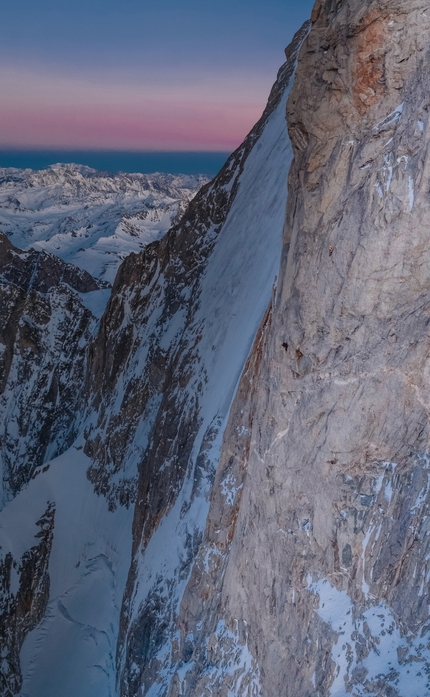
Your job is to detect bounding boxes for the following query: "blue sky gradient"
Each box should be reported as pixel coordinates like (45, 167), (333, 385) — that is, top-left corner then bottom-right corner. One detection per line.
(0, 0), (314, 150)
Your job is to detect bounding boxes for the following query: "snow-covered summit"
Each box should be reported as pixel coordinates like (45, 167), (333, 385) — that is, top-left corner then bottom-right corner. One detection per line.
(0, 164), (208, 283)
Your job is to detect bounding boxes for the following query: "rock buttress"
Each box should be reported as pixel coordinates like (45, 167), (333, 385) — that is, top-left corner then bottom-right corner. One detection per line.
(176, 1), (430, 695)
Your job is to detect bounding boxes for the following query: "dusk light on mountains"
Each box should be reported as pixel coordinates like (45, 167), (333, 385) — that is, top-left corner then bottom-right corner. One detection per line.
(1, 2), (430, 696)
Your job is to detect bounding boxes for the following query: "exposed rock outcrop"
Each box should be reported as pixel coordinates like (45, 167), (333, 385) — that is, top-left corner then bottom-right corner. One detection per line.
(172, 1), (430, 694)
(4, 0), (430, 694)
(84, 23), (308, 696)
(0, 232), (106, 294)
(0, 503), (54, 696)
(0, 20), (308, 696)
(0, 232), (105, 504)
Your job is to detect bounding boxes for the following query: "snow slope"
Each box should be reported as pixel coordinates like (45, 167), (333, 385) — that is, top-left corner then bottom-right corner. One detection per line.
(129, 75), (294, 623)
(0, 446), (133, 697)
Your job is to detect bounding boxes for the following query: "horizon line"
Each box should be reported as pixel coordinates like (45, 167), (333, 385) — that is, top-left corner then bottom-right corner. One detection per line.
(0, 147), (232, 154)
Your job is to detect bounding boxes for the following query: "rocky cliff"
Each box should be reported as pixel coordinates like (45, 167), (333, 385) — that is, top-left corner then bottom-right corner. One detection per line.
(88, 23), (308, 694)
(2, 1), (429, 695)
(171, 0), (430, 695)
(0, 232), (109, 506)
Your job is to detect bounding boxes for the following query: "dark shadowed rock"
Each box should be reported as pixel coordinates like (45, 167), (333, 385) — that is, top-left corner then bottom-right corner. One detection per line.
(0, 233), (107, 503)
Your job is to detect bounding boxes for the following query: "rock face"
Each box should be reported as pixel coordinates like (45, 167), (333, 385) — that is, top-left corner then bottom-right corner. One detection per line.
(86, 24), (308, 694)
(0, 232), (105, 294)
(172, 1), (430, 694)
(0, 232), (107, 505)
(0, 503), (54, 696)
(3, 1), (430, 695)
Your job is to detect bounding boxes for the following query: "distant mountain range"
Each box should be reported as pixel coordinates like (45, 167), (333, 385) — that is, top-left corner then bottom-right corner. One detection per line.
(0, 164), (207, 283)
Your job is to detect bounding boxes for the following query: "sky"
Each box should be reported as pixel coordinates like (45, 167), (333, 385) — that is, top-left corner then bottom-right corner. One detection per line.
(0, 0), (314, 151)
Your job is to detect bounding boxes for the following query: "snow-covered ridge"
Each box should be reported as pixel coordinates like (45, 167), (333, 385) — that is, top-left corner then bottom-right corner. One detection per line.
(0, 164), (208, 283)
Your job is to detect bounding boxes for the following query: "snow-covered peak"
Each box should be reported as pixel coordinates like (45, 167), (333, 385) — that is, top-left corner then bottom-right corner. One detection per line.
(0, 165), (208, 283)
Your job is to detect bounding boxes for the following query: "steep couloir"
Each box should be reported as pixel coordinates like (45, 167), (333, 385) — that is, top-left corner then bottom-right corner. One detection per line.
(98, 24), (309, 695)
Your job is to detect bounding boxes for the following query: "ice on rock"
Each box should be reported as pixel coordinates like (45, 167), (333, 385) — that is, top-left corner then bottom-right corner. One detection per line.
(308, 577), (430, 697)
